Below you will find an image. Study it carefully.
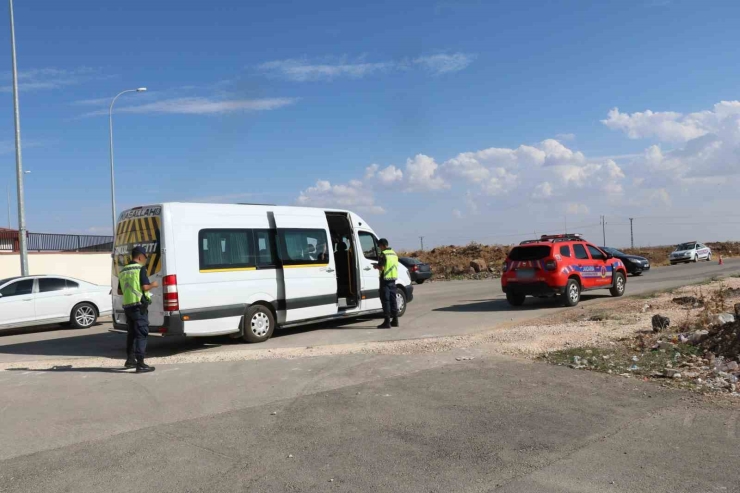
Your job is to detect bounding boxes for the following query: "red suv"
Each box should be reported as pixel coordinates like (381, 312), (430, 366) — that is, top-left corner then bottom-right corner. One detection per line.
(501, 234), (627, 307)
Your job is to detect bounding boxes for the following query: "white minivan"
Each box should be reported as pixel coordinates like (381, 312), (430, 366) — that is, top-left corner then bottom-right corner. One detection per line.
(111, 203), (413, 342)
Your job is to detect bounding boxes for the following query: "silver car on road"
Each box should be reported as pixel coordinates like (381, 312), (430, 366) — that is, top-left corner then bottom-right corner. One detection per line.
(669, 242), (712, 265)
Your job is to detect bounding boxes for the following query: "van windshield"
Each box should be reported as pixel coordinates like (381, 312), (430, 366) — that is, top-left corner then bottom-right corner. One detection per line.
(508, 246), (551, 261)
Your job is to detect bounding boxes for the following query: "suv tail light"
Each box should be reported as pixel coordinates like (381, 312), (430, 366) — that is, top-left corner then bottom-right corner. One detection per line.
(163, 274), (179, 312)
(544, 260), (557, 271)
(502, 262), (509, 272)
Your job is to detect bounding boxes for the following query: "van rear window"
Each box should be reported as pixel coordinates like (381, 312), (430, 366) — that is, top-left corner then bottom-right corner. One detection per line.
(508, 246), (551, 261)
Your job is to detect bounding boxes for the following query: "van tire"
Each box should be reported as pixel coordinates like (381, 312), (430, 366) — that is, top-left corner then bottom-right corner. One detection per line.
(242, 305), (275, 343)
(562, 279), (581, 307)
(395, 287), (408, 317)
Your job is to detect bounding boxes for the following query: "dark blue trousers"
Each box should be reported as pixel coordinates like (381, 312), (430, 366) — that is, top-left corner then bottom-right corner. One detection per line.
(125, 306), (149, 361)
(380, 279), (398, 317)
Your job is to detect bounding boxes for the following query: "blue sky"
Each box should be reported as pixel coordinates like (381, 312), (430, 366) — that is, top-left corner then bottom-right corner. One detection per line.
(2, 0), (740, 249)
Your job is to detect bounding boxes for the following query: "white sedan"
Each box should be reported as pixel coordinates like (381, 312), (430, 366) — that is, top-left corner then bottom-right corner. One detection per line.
(0, 275), (112, 331)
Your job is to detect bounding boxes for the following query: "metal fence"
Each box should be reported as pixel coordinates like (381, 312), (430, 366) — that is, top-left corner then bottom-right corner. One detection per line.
(0, 231), (114, 252)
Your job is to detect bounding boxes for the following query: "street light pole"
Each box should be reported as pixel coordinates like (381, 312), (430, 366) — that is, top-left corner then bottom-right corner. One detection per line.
(109, 87), (146, 234)
(8, 0), (28, 275)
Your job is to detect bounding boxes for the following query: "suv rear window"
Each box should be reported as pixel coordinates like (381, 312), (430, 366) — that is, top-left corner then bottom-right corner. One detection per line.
(508, 246), (551, 261)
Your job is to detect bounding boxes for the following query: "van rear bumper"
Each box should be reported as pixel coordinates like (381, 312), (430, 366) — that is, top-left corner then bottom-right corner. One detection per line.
(111, 312), (185, 336)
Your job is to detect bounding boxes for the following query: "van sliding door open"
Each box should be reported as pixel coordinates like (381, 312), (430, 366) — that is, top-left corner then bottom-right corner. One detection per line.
(274, 213), (338, 323)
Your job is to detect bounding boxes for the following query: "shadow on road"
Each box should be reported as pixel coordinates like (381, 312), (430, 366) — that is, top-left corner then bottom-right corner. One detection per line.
(0, 332), (219, 360)
(0, 322), (105, 338)
(435, 294), (611, 312)
(5, 365), (132, 374)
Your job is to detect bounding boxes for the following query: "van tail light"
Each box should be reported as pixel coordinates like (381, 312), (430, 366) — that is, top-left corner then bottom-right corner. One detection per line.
(163, 274), (179, 312)
(545, 260), (557, 271)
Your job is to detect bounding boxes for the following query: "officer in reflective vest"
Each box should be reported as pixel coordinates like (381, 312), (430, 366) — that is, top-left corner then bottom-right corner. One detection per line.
(374, 238), (400, 329)
(118, 246), (159, 373)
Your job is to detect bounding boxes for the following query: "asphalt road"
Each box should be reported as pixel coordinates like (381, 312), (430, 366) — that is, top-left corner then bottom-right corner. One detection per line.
(1, 259), (739, 492)
(1, 259), (739, 365)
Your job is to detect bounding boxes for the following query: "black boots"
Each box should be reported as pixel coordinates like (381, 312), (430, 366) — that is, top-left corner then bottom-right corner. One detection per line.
(377, 316), (399, 329)
(124, 357), (137, 369)
(135, 358), (155, 373)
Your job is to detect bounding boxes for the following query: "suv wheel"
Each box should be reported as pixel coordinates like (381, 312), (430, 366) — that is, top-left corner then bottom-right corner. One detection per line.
(506, 292), (526, 306)
(562, 279), (580, 307)
(610, 272), (626, 297)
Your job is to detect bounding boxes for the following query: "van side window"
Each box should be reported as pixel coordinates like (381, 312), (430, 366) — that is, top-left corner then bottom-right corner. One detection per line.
(559, 245), (571, 258)
(573, 244), (589, 260)
(199, 229), (255, 272)
(278, 229), (330, 266)
(255, 230), (278, 268)
(358, 232), (378, 260)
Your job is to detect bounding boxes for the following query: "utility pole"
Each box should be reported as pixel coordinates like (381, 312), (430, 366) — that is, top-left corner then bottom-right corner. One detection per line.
(419, 236), (424, 251)
(600, 215), (606, 246)
(564, 215), (567, 234)
(8, 0), (29, 275)
(629, 217), (634, 249)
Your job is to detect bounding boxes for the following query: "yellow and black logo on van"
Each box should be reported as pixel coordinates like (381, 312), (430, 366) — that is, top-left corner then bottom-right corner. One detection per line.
(113, 216), (162, 277)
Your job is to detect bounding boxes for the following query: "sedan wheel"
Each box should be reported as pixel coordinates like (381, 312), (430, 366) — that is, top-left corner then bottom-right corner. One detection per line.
(71, 303), (98, 329)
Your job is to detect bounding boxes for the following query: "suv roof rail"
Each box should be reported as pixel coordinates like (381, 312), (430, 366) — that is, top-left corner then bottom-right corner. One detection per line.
(518, 233), (585, 245)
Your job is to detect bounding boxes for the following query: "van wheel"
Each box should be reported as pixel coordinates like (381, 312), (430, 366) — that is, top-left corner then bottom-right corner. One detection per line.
(506, 292), (526, 306)
(562, 279), (580, 307)
(395, 287), (408, 317)
(242, 305), (275, 343)
(71, 303), (98, 329)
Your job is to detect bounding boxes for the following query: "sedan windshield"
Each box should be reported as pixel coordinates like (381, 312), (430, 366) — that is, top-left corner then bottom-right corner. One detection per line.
(675, 243), (695, 251)
(602, 247), (626, 256)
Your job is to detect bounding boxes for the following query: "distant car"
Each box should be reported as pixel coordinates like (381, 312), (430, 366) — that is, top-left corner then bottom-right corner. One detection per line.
(669, 242), (712, 265)
(399, 257), (432, 284)
(601, 247), (650, 276)
(0, 275), (112, 331)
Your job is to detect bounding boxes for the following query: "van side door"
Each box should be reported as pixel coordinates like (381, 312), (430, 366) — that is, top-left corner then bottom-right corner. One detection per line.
(357, 231), (383, 312)
(274, 213), (338, 322)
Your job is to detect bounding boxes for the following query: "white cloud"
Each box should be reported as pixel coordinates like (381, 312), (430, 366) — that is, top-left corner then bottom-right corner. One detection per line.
(376, 165), (403, 184)
(413, 53), (476, 75)
(83, 97), (297, 116)
(0, 67), (104, 93)
(452, 209), (463, 218)
(555, 133), (575, 141)
(258, 58), (393, 82)
(566, 203), (590, 215)
(296, 179), (385, 214)
(650, 188), (671, 206)
(532, 182), (553, 199)
(258, 53), (475, 81)
(364, 164), (380, 180)
(609, 101), (740, 181)
(405, 154), (449, 191)
(601, 107), (709, 143)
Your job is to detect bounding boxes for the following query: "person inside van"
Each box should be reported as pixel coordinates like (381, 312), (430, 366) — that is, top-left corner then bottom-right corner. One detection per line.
(306, 244), (317, 261)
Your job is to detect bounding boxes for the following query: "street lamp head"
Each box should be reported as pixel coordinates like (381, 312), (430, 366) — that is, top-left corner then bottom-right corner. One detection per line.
(136, 87), (147, 92)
